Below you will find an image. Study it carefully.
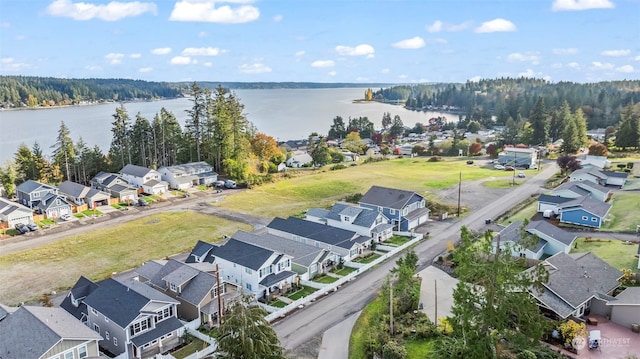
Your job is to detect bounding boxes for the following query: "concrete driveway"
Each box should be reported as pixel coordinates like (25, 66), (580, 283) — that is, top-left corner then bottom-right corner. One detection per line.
(417, 266), (459, 325)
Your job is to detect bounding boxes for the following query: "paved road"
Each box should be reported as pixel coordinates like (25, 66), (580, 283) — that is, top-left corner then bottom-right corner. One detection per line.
(274, 163), (559, 355)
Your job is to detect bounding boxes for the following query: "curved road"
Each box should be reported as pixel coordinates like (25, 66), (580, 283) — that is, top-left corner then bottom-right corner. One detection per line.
(274, 163), (559, 356)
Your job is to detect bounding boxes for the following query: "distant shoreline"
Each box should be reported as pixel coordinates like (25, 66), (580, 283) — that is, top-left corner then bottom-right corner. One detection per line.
(1, 97), (184, 112)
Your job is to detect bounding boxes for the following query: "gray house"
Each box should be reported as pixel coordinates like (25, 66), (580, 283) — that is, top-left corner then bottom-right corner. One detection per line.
(305, 202), (394, 242)
(359, 186), (430, 232)
(120, 164), (169, 195)
(58, 180), (111, 208)
(0, 196), (34, 227)
(231, 230), (337, 280)
(158, 161), (218, 190)
(605, 287), (640, 330)
(90, 171), (139, 203)
(0, 305), (102, 359)
(493, 220), (577, 260)
(16, 180), (72, 219)
(61, 276), (183, 359)
(550, 180), (611, 202)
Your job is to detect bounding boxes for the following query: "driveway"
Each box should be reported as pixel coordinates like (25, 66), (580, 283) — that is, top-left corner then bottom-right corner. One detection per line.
(417, 266), (459, 325)
(567, 314), (640, 358)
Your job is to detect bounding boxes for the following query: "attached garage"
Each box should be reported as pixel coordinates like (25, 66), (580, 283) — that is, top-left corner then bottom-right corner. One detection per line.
(607, 287), (640, 330)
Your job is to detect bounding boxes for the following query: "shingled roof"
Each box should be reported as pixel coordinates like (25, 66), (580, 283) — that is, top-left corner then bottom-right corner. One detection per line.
(359, 185), (423, 210)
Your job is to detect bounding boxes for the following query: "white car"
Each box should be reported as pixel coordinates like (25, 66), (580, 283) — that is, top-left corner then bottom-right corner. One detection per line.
(60, 214), (72, 221)
(494, 164), (505, 170)
(530, 164), (538, 170)
(517, 172), (526, 178)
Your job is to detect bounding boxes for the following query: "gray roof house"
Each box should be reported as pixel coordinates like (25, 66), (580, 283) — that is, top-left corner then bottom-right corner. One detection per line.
(231, 230), (337, 280)
(306, 202), (394, 242)
(359, 186), (430, 232)
(186, 239), (297, 300)
(492, 220), (577, 260)
(527, 252), (622, 319)
(16, 180), (72, 219)
(90, 171), (139, 203)
(605, 287), (640, 330)
(120, 164), (169, 195)
(135, 258), (236, 326)
(550, 180), (611, 202)
(557, 195), (611, 228)
(0, 196), (33, 227)
(158, 161), (218, 190)
(0, 305), (102, 359)
(60, 276), (183, 358)
(267, 216), (368, 261)
(570, 167), (628, 187)
(58, 180), (111, 208)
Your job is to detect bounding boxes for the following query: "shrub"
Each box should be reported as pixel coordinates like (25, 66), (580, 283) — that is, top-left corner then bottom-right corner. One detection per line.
(363, 156), (389, 164)
(343, 193), (363, 203)
(428, 156), (443, 162)
(330, 164), (346, 171)
(382, 340), (407, 359)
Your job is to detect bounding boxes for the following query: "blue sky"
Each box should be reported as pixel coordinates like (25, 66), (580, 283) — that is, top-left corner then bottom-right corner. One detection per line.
(1, 0), (639, 83)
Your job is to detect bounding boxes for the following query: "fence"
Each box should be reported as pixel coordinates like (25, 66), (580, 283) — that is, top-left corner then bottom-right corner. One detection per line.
(265, 233), (424, 322)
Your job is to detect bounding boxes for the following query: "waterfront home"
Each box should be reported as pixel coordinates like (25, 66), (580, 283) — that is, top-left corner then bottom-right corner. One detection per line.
(120, 164), (169, 195)
(158, 161), (217, 190)
(358, 186), (430, 232)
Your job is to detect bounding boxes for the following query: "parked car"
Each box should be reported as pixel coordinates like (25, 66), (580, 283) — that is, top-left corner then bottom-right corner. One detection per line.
(26, 223), (39, 231)
(224, 180), (237, 189)
(530, 164), (538, 170)
(214, 180), (225, 188)
(14, 223), (29, 234)
(517, 172), (526, 178)
(138, 198), (149, 206)
(505, 166), (515, 171)
(466, 160), (474, 165)
(60, 214), (72, 221)
(494, 164), (505, 170)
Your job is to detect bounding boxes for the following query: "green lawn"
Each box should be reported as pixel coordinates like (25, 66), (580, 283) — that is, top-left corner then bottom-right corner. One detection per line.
(385, 235), (411, 246)
(286, 285), (316, 300)
(269, 299), (289, 308)
(171, 337), (209, 359)
(0, 211), (252, 305)
(498, 199), (539, 226)
(405, 338), (435, 359)
(332, 266), (357, 276)
(213, 157), (500, 218)
(353, 253), (382, 264)
(313, 274), (338, 284)
(349, 292), (384, 359)
(601, 192), (640, 231)
(571, 237), (638, 270)
(81, 209), (102, 216)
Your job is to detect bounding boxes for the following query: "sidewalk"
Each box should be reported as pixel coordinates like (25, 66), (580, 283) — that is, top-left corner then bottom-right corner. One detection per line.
(318, 311), (361, 359)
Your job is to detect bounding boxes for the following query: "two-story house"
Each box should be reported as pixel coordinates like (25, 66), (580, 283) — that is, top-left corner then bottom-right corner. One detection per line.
(570, 167), (629, 187)
(0, 305), (102, 359)
(61, 277), (183, 359)
(90, 171), (139, 203)
(266, 216), (368, 261)
(158, 161), (218, 190)
(57, 180), (111, 209)
(0, 196), (34, 228)
(186, 238), (296, 300)
(136, 259), (237, 326)
(16, 180), (72, 219)
(305, 202), (394, 243)
(120, 164), (169, 195)
(492, 220), (577, 260)
(359, 186), (430, 232)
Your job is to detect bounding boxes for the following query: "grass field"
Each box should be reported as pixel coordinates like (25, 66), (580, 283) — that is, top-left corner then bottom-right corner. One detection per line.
(214, 158), (498, 218)
(571, 237), (638, 270)
(385, 235), (411, 246)
(286, 285), (316, 300)
(405, 339), (435, 359)
(601, 192), (640, 231)
(353, 253), (382, 264)
(0, 211), (251, 305)
(333, 266), (357, 276)
(313, 274), (338, 284)
(498, 199), (539, 226)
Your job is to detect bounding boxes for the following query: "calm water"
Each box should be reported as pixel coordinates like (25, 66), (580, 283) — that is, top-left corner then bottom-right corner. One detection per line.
(0, 88), (457, 164)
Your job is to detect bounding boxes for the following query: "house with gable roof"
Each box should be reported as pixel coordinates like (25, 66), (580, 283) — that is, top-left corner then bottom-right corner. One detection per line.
(231, 230), (338, 280)
(16, 180), (72, 219)
(557, 196), (611, 228)
(0, 305), (103, 359)
(550, 180), (611, 202)
(358, 185), (430, 232)
(493, 220), (578, 260)
(578, 155), (610, 170)
(61, 276), (183, 358)
(135, 258), (237, 326)
(186, 238), (297, 301)
(526, 252), (622, 320)
(0, 196), (34, 228)
(120, 164), (168, 195)
(570, 167), (629, 187)
(90, 171), (139, 203)
(158, 161), (218, 190)
(305, 202), (394, 242)
(57, 180), (112, 209)
(267, 216), (368, 261)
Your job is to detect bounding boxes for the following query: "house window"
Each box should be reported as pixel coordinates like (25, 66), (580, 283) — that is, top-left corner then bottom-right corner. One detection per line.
(64, 350), (74, 359)
(78, 345), (88, 358)
(91, 308), (98, 315)
(591, 217), (597, 222)
(245, 267), (253, 274)
(156, 306), (173, 322)
(170, 283), (178, 292)
(246, 283), (252, 291)
(402, 208), (408, 216)
(343, 216), (350, 222)
(114, 337), (117, 346)
(378, 206), (382, 212)
(93, 323), (100, 334)
(581, 216), (588, 220)
(390, 209), (396, 215)
(131, 318), (151, 336)
(106, 331), (110, 340)
(104, 315), (109, 323)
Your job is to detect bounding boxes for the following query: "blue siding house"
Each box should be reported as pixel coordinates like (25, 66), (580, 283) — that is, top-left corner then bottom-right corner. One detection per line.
(358, 186), (430, 232)
(558, 196), (611, 228)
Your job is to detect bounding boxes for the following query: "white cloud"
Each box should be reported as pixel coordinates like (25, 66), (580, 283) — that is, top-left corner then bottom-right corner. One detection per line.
(130, 53), (141, 58)
(169, 0), (259, 23)
(551, 0), (614, 11)
(45, 0), (157, 21)
(1, 22), (10, 28)
(311, 60), (335, 68)
(335, 44), (375, 58)
(139, 67), (153, 72)
(356, 77), (368, 81)
(295, 50), (305, 57)
(381, 68), (390, 74)
(507, 52), (541, 65)
(392, 36), (425, 49)
(426, 20), (472, 33)
(328, 71), (336, 76)
(567, 62), (581, 69)
(590, 61), (615, 70)
(181, 47), (224, 56)
(552, 48), (579, 55)
(204, 62), (213, 67)
(273, 14), (283, 22)
(601, 49), (630, 57)
(551, 63), (563, 69)
(151, 47), (172, 55)
(85, 65), (102, 71)
(1, 57), (31, 72)
(170, 56), (193, 65)
(635, 55), (640, 61)
(468, 76), (482, 82)
(398, 74), (408, 79)
(239, 63), (272, 74)
(518, 69), (550, 81)
(105, 52), (124, 64)
(475, 18), (517, 33)
(616, 65), (634, 73)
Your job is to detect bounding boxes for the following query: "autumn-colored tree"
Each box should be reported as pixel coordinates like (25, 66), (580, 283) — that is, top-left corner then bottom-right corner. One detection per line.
(468, 142), (483, 156)
(557, 320), (587, 346)
(486, 143), (498, 158)
(251, 133), (281, 162)
(588, 143), (609, 157)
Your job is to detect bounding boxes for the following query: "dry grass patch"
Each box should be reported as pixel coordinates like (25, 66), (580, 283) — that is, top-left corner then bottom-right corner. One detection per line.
(0, 211), (251, 305)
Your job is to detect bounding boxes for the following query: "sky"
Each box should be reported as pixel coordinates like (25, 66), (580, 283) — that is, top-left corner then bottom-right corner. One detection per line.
(1, 0), (639, 84)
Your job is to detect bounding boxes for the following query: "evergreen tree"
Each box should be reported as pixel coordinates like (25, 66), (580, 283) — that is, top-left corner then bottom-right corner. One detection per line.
(615, 102), (640, 150)
(185, 82), (207, 162)
(0, 163), (18, 198)
(328, 116), (347, 139)
(109, 104), (132, 171)
(389, 115), (404, 137)
(14, 143), (37, 183)
(308, 135), (330, 167)
(381, 112), (392, 130)
(51, 121), (75, 181)
(131, 113), (153, 167)
(529, 97), (548, 145)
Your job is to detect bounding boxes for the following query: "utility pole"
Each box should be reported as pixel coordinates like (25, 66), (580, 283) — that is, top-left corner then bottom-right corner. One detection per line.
(216, 263), (223, 326)
(457, 171), (462, 217)
(434, 279), (438, 325)
(389, 280), (394, 335)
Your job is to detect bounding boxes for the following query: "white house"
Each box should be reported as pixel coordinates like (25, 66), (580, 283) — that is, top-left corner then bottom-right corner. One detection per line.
(286, 152), (313, 168)
(0, 197), (33, 227)
(120, 164), (169, 195)
(498, 147), (538, 168)
(578, 155), (610, 170)
(158, 161), (218, 190)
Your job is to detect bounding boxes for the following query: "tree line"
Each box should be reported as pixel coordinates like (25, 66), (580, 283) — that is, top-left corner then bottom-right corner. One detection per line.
(0, 82), (286, 197)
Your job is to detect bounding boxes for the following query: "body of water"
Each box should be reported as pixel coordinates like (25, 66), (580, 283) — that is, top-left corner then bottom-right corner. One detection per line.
(0, 88), (458, 164)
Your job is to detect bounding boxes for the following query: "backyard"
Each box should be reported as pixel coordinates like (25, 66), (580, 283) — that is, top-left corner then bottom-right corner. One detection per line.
(570, 237), (639, 270)
(286, 285), (316, 301)
(0, 211), (251, 305)
(601, 192), (640, 232)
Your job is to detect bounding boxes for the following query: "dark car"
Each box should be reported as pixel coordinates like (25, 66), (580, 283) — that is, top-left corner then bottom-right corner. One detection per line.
(505, 166), (515, 171)
(138, 198), (149, 206)
(26, 223), (39, 231)
(466, 160), (474, 165)
(14, 223), (29, 234)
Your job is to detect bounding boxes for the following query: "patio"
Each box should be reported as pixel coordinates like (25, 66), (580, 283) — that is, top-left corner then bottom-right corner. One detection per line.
(572, 314), (640, 358)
